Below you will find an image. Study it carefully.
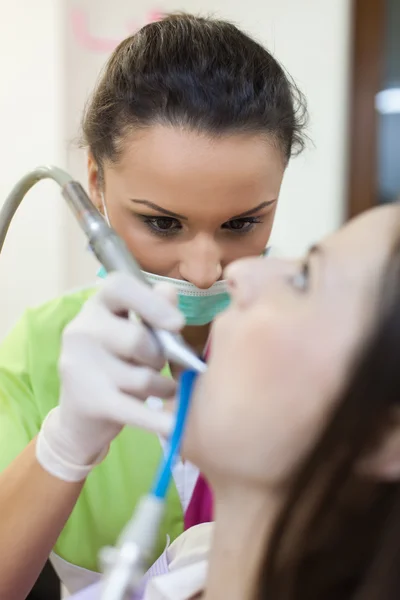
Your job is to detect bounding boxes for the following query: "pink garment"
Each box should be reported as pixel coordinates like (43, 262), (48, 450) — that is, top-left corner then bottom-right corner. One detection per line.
(183, 339), (214, 529)
(184, 474), (213, 530)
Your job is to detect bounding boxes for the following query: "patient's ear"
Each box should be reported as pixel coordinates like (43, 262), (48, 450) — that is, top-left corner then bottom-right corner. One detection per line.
(357, 408), (400, 481)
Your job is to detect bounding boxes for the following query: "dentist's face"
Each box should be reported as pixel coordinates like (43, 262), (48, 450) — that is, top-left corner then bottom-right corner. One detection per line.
(184, 205), (400, 489)
(88, 124), (285, 289)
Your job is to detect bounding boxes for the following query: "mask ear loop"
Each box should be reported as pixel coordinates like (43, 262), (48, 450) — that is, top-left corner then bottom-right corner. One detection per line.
(87, 192), (110, 256)
(100, 192), (111, 225)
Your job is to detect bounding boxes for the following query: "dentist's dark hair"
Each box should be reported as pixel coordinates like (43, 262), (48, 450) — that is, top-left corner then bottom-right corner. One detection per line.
(257, 238), (400, 600)
(81, 12), (307, 177)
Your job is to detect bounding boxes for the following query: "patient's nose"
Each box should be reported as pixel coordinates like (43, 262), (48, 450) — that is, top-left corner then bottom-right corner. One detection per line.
(225, 257), (298, 307)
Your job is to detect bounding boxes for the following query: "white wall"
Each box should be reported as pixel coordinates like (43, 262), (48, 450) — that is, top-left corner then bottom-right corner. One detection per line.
(264, 0), (352, 255)
(0, 0), (66, 337)
(0, 0), (352, 337)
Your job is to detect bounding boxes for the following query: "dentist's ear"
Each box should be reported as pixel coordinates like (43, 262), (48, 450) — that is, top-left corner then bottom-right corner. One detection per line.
(357, 408), (400, 481)
(87, 153), (104, 215)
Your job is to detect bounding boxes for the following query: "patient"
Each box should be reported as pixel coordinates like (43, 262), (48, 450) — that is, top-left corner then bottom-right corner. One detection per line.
(73, 204), (400, 599)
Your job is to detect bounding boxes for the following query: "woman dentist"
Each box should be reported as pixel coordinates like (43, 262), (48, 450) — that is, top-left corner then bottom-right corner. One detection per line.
(0, 12), (306, 599)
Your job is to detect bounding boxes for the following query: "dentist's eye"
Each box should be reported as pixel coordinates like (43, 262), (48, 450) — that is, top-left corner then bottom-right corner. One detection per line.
(141, 216), (182, 238)
(222, 216), (262, 235)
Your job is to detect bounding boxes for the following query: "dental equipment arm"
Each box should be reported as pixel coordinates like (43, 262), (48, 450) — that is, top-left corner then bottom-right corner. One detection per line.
(0, 166), (206, 374)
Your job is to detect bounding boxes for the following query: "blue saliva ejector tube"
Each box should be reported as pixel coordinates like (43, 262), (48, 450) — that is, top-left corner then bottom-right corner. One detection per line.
(100, 370), (198, 600)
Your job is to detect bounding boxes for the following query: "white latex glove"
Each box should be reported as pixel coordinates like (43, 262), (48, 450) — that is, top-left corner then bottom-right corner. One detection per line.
(36, 272), (185, 482)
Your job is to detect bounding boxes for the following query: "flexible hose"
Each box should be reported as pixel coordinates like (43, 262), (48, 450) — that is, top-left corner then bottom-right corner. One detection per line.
(0, 166), (72, 253)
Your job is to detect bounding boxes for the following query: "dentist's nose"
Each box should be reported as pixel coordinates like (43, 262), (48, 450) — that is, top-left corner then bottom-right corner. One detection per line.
(179, 235), (222, 289)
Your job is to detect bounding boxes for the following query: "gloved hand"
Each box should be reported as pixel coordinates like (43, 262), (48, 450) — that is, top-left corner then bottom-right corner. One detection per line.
(36, 272), (185, 482)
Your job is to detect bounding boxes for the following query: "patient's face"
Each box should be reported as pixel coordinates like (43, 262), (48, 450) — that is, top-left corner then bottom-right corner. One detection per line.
(185, 205), (400, 490)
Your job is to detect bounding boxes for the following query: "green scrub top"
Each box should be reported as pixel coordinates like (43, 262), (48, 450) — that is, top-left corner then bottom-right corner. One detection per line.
(0, 287), (184, 574)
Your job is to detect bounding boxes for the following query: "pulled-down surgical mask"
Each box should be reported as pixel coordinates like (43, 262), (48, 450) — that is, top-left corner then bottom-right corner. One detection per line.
(143, 272), (230, 326)
(97, 266), (230, 326)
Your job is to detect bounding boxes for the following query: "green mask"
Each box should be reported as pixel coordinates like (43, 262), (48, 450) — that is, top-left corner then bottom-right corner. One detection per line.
(97, 267), (231, 326)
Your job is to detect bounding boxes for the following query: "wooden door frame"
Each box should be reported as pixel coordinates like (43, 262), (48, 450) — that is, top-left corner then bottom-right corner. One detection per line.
(347, 0), (386, 218)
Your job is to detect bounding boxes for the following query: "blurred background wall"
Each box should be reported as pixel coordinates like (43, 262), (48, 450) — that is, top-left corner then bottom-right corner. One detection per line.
(0, 1), (66, 336)
(0, 0), (352, 337)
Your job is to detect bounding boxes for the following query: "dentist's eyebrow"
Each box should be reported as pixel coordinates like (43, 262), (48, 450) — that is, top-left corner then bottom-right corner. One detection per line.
(230, 200), (277, 220)
(131, 200), (187, 220)
(130, 199), (277, 221)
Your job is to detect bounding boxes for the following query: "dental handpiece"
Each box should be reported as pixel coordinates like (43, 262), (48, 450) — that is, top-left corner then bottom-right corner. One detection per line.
(0, 166), (206, 374)
(62, 181), (207, 374)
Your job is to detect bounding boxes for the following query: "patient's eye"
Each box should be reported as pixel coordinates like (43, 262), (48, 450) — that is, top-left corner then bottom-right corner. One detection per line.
(291, 260), (310, 292)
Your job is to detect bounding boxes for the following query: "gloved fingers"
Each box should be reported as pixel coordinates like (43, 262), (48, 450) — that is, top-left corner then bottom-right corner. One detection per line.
(108, 357), (177, 400)
(95, 272), (184, 330)
(64, 304), (167, 370)
(153, 282), (178, 306)
(110, 392), (175, 437)
(95, 307), (168, 369)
